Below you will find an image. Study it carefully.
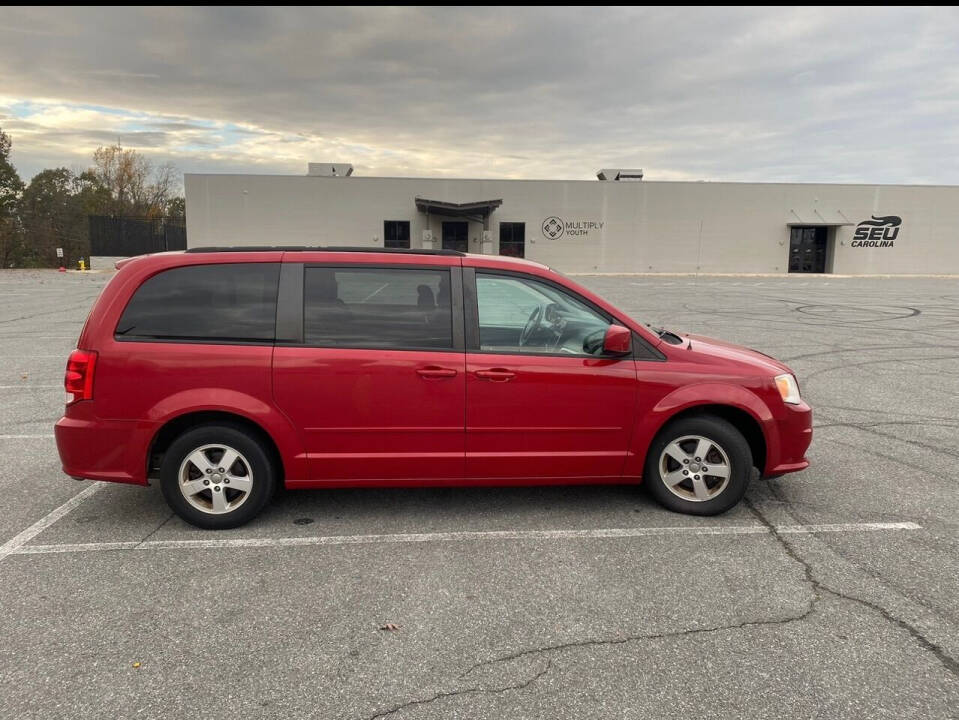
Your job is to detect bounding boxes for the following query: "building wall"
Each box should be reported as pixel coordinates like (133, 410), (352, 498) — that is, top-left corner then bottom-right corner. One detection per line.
(184, 174), (959, 274)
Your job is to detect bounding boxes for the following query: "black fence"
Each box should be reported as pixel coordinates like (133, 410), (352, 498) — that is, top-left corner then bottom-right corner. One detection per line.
(88, 216), (187, 256)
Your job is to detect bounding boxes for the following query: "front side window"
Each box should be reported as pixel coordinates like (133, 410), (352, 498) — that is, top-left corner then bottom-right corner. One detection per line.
(475, 273), (611, 356)
(116, 263), (280, 342)
(304, 267), (452, 350)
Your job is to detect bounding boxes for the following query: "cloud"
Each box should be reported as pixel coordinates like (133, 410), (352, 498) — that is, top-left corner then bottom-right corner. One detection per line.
(1, 7), (958, 185)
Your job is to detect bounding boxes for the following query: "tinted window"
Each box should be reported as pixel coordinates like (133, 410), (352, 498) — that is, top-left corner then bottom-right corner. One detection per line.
(116, 263), (280, 342)
(498, 222), (525, 258)
(304, 267), (452, 349)
(475, 274), (610, 356)
(384, 221), (411, 249)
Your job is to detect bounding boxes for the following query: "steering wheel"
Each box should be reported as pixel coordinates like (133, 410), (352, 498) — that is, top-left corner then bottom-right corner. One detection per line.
(519, 305), (544, 347)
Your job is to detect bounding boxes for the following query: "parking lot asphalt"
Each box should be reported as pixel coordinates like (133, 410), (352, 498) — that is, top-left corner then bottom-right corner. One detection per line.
(0, 267), (956, 719)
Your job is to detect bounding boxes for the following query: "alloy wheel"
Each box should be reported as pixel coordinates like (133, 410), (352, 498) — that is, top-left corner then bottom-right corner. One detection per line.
(658, 434), (732, 502)
(178, 443), (254, 515)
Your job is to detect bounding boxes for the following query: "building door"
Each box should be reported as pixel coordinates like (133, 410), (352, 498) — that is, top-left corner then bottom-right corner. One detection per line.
(788, 227), (827, 273)
(442, 221), (469, 252)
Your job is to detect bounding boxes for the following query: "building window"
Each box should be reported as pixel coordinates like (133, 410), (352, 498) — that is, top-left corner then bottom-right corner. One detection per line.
(384, 220), (411, 249)
(499, 222), (525, 258)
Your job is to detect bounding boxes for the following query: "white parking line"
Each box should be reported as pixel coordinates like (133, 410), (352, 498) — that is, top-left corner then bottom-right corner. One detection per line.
(7, 521), (922, 558)
(0, 434), (56, 439)
(0, 385), (61, 389)
(0, 483), (103, 562)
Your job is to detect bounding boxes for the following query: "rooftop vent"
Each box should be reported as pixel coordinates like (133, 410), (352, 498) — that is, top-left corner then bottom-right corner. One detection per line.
(597, 168), (643, 181)
(307, 163), (354, 177)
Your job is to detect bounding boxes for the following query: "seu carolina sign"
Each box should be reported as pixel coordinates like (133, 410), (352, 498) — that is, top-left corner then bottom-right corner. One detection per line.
(852, 215), (901, 248)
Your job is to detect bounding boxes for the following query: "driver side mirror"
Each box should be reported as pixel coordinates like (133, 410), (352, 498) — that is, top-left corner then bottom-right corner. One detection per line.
(603, 324), (632, 355)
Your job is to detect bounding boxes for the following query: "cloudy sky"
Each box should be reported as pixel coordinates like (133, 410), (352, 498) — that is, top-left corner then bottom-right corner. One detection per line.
(2, 6), (958, 185)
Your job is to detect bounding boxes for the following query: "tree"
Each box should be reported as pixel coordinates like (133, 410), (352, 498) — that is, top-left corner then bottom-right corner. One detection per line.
(167, 196), (186, 219)
(91, 144), (177, 218)
(0, 137), (181, 267)
(18, 168), (91, 266)
(0, 127), (25, 267)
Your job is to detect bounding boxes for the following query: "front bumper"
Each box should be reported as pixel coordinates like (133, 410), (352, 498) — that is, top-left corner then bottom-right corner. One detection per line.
(54, 403), (154, 485)
(764, 400), (813, 476)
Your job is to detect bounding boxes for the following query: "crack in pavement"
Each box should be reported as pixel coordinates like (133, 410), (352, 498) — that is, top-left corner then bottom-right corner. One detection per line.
(760, 479), (959, 625)
(361, 658), (552, 720)
(744, 499), (959, 679)
(356, 498), (959, 720)
(355, 534), (820, 719)
(356, 497), (957, 719)
(136, 511), (175, 546)
(457, 602), (815, 683)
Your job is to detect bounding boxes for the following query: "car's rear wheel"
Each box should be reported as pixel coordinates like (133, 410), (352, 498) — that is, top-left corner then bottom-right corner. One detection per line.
(159, 424), (275, 529)
(644, 415), (752, 516)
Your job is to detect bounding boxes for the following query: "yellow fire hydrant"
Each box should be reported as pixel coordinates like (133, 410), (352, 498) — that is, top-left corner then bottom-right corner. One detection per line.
(78, 258), (86, 271)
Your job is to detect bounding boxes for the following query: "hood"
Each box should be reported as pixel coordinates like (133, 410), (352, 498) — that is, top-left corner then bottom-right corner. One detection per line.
(683, 333), (792, 376)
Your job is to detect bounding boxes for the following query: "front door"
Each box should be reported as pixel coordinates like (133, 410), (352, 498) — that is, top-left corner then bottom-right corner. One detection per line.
(273, 262), (465, 482)
(442, 221), (469, 252)
(788, 227), (827, 273)
(464, 270), (637, 480)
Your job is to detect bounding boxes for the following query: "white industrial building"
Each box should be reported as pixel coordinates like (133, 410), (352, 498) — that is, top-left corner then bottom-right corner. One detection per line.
(184, 164), (959, 274)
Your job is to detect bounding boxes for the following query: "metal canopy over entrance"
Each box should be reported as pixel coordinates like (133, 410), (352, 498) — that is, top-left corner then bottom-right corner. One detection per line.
(414, 197), (503, 230)
(786, 209), (853, 227)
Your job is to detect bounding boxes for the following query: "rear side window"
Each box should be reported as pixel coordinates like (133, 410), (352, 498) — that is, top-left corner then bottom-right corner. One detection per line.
(304, 266), (452, 350)
(116, 263), (280, 342)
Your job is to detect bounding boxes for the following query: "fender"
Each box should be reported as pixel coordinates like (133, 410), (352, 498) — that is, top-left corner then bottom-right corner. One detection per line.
(146, 389), (309, 483)
(625, 382), (776, 477)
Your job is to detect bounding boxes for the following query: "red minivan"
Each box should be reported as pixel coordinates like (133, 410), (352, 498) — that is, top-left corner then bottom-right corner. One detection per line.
(55, 248), (812, 529)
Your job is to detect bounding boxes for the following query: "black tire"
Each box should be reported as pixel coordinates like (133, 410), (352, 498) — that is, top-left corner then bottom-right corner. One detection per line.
(644, 415), (753, 516)
(159, 423), (276, 530)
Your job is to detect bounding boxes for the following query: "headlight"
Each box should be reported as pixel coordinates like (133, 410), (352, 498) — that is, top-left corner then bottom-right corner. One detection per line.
(774, 373), (801, 405)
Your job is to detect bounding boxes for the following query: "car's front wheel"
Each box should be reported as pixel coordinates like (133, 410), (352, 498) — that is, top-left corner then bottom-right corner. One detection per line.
(159, 424), (276, 529)
(644, 415), (752, 515)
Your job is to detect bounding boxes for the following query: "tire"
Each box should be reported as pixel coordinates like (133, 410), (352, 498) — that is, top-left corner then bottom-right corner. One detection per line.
(644, 415), (752, 516)
(159, 424), (276, 530)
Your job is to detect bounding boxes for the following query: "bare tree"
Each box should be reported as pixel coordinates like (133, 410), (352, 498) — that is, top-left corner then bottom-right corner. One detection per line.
(91, 144), (177, 218)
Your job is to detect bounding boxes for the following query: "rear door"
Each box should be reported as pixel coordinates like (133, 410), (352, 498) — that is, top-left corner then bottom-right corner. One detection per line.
(464, 268), (638, 480)
(272, 256), (466, 483)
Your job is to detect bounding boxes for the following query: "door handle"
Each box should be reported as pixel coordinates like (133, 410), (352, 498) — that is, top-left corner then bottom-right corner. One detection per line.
(475, 368), (516, 382)
(416, 366), (458, 379)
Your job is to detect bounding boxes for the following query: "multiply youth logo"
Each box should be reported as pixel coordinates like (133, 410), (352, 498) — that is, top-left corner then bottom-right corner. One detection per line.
(852, 215), (901, 247)
(542, 216), (605, 239)
(542, 216), (565, 239)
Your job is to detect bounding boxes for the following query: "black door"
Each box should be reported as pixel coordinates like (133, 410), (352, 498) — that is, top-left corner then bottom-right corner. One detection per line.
(788, 227), (827, 273)
(442, 222), (468, 252)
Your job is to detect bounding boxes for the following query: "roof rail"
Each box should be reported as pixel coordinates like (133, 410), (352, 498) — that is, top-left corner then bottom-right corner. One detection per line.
(184, 246), (465, 257)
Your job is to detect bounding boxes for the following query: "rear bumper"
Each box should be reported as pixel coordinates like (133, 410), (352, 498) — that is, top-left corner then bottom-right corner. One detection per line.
(54, 404), (154, 485)
(764, 401), (813, 477)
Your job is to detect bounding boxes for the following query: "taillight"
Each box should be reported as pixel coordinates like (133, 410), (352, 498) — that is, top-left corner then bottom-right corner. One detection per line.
(65, 350), (97, 404)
